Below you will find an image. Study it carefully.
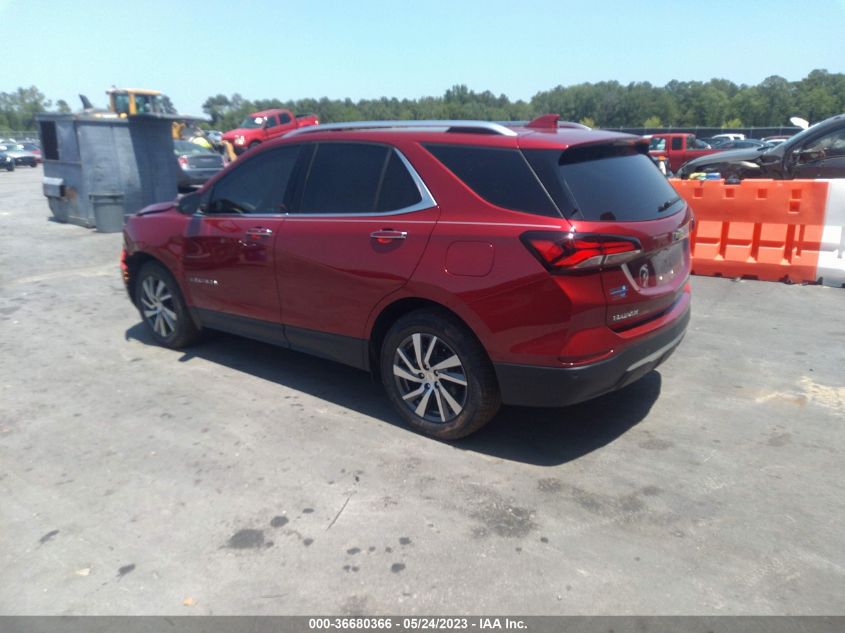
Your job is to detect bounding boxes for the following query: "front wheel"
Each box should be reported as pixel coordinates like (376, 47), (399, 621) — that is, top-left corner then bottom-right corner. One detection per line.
(135, 261), (200, 349)
(4, 162), (13, 172)
(380, 310), (501, 440)
(248, 141), (260, 151)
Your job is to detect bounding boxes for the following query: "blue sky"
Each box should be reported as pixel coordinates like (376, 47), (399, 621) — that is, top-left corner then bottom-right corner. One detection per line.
(2, 0), (844, 116)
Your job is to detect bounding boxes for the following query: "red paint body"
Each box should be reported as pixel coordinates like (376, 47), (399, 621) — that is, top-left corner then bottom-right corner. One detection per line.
(221, 109), (319, 153)
(124, 121), (692, 407)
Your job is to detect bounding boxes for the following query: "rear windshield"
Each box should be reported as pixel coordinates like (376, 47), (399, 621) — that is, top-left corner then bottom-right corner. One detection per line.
(173, 141), (214, 155)
(523, 146), (683, 222)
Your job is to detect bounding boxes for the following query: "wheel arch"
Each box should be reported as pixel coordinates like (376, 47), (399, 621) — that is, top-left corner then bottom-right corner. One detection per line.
(127, 251), (202, 331)
(124, 251), (160, 306)
(367, 296), (491, 381)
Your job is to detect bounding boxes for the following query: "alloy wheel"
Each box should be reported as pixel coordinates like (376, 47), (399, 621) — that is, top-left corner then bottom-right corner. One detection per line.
(140, 276), (178, 339)
(392, 333), (468, 423)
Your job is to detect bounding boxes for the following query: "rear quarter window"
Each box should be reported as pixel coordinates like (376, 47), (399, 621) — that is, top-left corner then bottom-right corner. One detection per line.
(523, 146), (683, 222)
(424, 144), (559, 217)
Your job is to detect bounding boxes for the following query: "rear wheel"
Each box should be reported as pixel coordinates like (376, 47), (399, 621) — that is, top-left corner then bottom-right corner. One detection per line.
(135, 261), (200, 349)
(380, 310), (500, 439)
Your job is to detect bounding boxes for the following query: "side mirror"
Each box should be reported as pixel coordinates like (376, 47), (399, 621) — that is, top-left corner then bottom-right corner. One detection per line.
(177, 191), (202, 215)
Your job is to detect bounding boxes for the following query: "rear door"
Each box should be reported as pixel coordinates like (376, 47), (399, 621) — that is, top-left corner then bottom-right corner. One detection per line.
(182, 145), (302, 327)
(276, 141), (438, 363)
(789, 125), (845, 178)
(274, 112), (294, 138)
(669, 136), (685, 171)
(262, 114), (279, 141)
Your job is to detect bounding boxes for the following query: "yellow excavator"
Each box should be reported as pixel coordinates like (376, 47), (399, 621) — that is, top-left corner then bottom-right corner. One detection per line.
(80, 88), (236, 160)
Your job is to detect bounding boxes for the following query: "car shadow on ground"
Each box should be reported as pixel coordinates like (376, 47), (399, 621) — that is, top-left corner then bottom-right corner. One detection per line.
(126, 324), (661, 467)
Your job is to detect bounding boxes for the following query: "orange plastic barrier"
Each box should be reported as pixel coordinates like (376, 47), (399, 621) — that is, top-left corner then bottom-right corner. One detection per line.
(670, 178), (830, 284)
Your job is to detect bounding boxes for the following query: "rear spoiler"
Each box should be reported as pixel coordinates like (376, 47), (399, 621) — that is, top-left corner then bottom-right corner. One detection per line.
(526, 114), (591, 130)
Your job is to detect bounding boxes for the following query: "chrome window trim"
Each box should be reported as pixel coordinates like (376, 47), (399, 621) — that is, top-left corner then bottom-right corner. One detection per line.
(194, 212), (286, 218)
(194, 147), (437, 219)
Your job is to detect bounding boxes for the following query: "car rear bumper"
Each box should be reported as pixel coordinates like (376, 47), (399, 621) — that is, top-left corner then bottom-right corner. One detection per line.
(493, 305), (690, 407)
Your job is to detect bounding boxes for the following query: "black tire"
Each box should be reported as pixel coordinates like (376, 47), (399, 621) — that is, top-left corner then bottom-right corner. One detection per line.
(248, 141), (260, 150)
(380, 310), (500, 440)
(4, 162), (13, 172)
(135, 261), (200, 349)
(29, 163), (37, 168)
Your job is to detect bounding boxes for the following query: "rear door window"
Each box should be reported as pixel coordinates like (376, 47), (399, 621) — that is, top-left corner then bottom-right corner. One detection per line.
(523, 145), (683, 222)
(424, 144), (559, 216)
(298, 143), (389, 213)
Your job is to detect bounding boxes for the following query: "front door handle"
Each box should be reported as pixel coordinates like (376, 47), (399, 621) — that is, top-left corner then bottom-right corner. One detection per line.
(370, 229), (407, 242)
(245, 227), (273, 238)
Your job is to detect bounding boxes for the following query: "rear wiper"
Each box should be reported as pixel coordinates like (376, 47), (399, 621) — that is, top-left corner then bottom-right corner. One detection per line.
(657, 197), (680, 212)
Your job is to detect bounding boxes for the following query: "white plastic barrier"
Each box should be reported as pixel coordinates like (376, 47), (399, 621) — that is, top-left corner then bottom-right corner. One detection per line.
(818, 180), (845, 287)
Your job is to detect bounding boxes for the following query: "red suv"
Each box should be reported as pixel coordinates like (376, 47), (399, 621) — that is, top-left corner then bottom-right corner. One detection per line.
(122, 115), (692, 439)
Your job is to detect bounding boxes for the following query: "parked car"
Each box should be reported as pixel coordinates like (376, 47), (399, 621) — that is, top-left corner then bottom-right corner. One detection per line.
(711, 133), (746, 142)
(19, 142), (42, 163)
(648, 133), (720, 172)
(0, 143), (38, 167)
(173, 140), (225, 189)
(221, 109), (319, 154)
(122, 116), (692, 439)
(707, 139), (770, 150)
(677, 113), (845, 179)
(0, 151), (14, 171)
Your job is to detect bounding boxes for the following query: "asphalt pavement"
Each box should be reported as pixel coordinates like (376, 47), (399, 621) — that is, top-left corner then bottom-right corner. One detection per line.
(1, 166), (843, 615)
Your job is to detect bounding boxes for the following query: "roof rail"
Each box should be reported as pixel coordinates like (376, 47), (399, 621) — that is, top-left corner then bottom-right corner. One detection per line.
(285, 120), (518, 138)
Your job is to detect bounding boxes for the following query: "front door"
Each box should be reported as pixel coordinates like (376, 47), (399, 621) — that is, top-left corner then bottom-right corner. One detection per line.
(276, 142), (439, 366)
(790, 126), (845, 178)
(183, 145), (303, 330)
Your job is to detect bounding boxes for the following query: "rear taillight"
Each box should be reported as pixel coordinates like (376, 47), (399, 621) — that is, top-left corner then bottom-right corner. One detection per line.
(178, 156), (189, 169)
(521, 231), (642, 273)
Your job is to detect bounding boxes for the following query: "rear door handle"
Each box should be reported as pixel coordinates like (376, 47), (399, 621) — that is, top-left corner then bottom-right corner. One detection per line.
(245, 227), (273, 238)
(370, 229), (407, 241)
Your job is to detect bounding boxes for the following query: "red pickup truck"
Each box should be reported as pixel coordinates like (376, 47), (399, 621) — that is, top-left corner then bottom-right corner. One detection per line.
(222, 109), (319, 154)
(647, 133), (720, 172)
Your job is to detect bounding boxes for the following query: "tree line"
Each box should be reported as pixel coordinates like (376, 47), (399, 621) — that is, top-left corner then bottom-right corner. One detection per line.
(203, 70), (845, 131)
(0, 87), (69, 132)
(2, 70), (844, 133)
